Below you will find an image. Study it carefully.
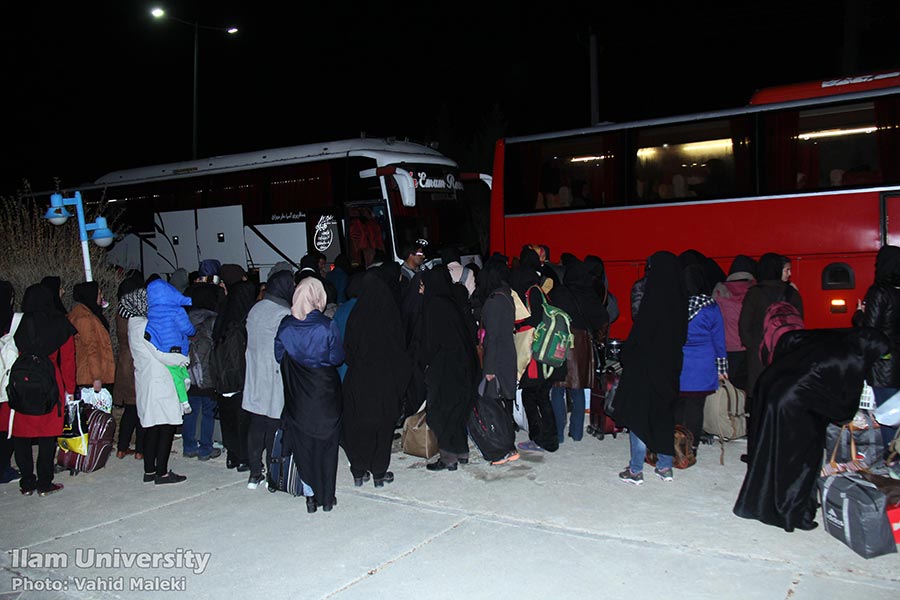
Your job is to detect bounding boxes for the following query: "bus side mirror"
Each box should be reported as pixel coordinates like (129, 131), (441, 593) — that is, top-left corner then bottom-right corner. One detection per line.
(359, 167), (417, 207)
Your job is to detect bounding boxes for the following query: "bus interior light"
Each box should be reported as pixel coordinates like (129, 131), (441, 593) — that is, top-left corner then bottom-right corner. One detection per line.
(799, 126), (877, 141)
(570, 155), (604, 163)
(830, 298), (847, 313)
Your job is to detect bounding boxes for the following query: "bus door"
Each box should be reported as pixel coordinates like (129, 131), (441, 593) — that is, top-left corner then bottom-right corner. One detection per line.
(882, 193), (900, 245)
(344, 201), (390, 269)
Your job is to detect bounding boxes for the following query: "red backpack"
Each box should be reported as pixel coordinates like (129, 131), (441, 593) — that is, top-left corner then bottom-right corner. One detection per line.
(759, 299), (804, 366)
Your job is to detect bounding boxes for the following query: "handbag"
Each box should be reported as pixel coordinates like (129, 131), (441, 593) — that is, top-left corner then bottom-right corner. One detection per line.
(822, 424), (869, 477)
(646, 425), (696, 469)
(58, 401), (89, 456)
(401, 402), (438, 459)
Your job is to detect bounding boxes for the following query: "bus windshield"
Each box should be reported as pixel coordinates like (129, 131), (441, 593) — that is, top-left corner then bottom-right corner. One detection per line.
(389, 163), (482, 258)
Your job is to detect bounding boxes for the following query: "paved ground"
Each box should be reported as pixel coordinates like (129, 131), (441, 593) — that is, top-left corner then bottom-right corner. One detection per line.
(1, 428), (898, 600)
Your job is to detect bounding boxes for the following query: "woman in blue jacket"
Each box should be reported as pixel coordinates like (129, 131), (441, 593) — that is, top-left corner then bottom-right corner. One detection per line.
(275, 277), (345, 513)
(678, 265), (728, 458)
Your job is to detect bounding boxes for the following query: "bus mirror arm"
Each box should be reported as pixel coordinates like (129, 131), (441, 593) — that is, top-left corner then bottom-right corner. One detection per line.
(359, 166), (417, 207)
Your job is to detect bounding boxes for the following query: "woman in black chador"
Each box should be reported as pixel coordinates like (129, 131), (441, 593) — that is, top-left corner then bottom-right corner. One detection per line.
(733, 327), (889, 532)
(422, 265), (479, 471)
(275, 278), (345, 513)
(342, 264), (411, 487)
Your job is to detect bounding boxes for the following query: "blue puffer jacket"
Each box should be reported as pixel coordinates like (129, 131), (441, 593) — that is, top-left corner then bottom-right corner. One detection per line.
(679, 303), (726, 393)
(146, 280), (195, 354)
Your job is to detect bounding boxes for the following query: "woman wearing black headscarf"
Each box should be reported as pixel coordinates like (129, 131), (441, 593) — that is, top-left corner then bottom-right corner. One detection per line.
(41, 276), (68, 315)
(342, 265), (412, 486)
(616, 251), (688, 484)
(476, 257), (520, 464)
(739, 252), (803, 404)
(423, 265), (479, 471)
(510, 247), (560, 452)
(853, 245), (900, 452)
(68, 281), (115, 396)
(213, 279), (258, 471)
(711, 255), (757, 390)
(734, 327), (889, 531)
(114, 272), (146, 460)
(549, 258), (609, 443)
(7, 284), (77, 495)
(242, 270), (294, 489)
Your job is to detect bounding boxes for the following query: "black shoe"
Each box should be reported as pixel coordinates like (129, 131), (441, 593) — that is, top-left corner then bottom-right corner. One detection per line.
(740, 453), (748, 464)
(154, 471), (187, 485)
(226, 458), (237, 469)
(143, 472), (156, 483)
(236, 463), (250, 473)
(198, 448), (222, 461)
(20, 486), (35, 496)
(322, 500), (335, 512)
(353, 472), (371, 487)
(426, 460), (457, 472)
(458, 457), (469, 465)
(373, 472), (394, 487)
(306, 497), (318, 513)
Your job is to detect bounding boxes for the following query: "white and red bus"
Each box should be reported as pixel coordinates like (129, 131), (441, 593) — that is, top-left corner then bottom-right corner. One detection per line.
(61, 137), (490, 279)
(490, 70), (900, 338)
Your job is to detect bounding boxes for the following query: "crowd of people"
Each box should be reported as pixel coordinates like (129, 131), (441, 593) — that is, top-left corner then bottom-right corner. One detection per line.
(0, 243), (895, 530)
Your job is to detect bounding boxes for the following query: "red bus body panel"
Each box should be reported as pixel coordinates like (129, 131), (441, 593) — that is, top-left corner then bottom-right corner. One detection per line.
(499, 191), (883, 338)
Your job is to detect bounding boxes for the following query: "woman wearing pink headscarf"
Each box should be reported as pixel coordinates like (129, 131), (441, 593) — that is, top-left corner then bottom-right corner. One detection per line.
(274, 278), (345, 513)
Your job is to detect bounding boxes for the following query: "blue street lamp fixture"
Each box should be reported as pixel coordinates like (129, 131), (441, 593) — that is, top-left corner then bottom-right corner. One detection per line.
(44, 191), (114, 282)
(151, 7), (239, 160)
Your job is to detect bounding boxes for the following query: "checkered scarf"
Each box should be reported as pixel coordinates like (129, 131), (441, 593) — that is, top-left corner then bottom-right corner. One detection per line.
(687, 294), (716, 321)
(118, 287), (148, 319)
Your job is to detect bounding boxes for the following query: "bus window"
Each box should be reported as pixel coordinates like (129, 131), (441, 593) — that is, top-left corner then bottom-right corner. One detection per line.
(761, 100), (900, 194)
(503, 131), (624, 214)
(633, 117), (748, 203)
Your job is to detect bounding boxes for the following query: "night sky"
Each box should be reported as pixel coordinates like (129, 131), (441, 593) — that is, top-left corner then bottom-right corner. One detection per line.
(3, 0), (898, 196)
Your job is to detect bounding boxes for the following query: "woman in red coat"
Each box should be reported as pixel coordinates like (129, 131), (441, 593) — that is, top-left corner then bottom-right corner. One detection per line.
(4, 283), (77, 496)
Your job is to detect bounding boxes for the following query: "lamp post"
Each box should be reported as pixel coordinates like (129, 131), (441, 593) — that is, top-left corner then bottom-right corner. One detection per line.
(151, 7), (239, 160)
(44, 192), (115, 282)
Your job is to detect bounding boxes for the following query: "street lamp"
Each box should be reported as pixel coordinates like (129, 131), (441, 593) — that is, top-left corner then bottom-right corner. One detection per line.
(150, 7), (239, 160)
(44, 192), (115, 282)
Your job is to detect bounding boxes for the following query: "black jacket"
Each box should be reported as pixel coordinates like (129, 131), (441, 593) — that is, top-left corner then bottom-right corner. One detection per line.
(857, 283), (900, 387)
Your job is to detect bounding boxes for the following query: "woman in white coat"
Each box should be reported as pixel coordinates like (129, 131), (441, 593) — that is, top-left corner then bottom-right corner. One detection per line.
(120, 287), (190, 485)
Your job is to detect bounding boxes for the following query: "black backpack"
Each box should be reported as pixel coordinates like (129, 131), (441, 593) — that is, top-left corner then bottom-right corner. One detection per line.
(210, 321), (247, 395)
(7, 352), (61, 416)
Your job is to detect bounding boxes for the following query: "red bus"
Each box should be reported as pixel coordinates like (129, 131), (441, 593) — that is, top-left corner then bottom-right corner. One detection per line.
(490, 69), (900, 338)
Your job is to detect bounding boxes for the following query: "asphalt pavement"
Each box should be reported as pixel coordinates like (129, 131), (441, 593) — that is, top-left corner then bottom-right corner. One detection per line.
(1, 426), (899, 600)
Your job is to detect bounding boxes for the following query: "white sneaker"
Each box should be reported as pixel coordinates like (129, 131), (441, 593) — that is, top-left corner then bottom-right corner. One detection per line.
(247, 474), (265, 490)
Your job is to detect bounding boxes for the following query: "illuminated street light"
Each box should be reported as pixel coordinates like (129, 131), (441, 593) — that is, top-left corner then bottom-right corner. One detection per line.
(150, 6), (239, 159)
(44, 192), (115, 282)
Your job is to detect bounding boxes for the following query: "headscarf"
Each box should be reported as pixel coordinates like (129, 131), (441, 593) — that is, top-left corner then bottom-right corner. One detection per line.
(15, 283), (77, 355)
(874, 245), (900, 287)
(0, 280), (14, 335)
(219, 264), (247, 287)
(265, 270), (295, 307)
(40, 276), (67, 315)
(214, 280), (258, 340)
(169, 268), (189, 293)
(267, 261), (294, 281)
(73, 281), (110, 331)
(729, 255), (757, 278)
(683, 264), (716, 321)
(118, 287), (148, 319)
(757, 253), (788, 282)
(510, 246), (542, 300)
(198, 259), (221, 278)
(185, 282), (221, 312)
(475, 255), (510, 301)
(116, 270), (144, 300)
(291, 277), (326, 321)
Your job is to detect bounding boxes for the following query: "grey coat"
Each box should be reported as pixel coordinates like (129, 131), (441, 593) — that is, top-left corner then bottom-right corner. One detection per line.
(242, 298), (290, 419)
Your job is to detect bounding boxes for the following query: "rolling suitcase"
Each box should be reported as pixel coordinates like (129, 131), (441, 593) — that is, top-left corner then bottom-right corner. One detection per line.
(587, 362), (624, 440)
(57, 403), (116, 475)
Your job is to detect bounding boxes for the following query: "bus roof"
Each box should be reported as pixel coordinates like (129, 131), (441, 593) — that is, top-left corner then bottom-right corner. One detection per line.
(93, 137), (455, 187)
(749, 69), (900, 105)
(503, 71), (900, 146)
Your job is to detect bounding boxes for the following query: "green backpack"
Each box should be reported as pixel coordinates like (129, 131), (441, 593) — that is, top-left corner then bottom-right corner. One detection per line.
(528, 286), (574, 378)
